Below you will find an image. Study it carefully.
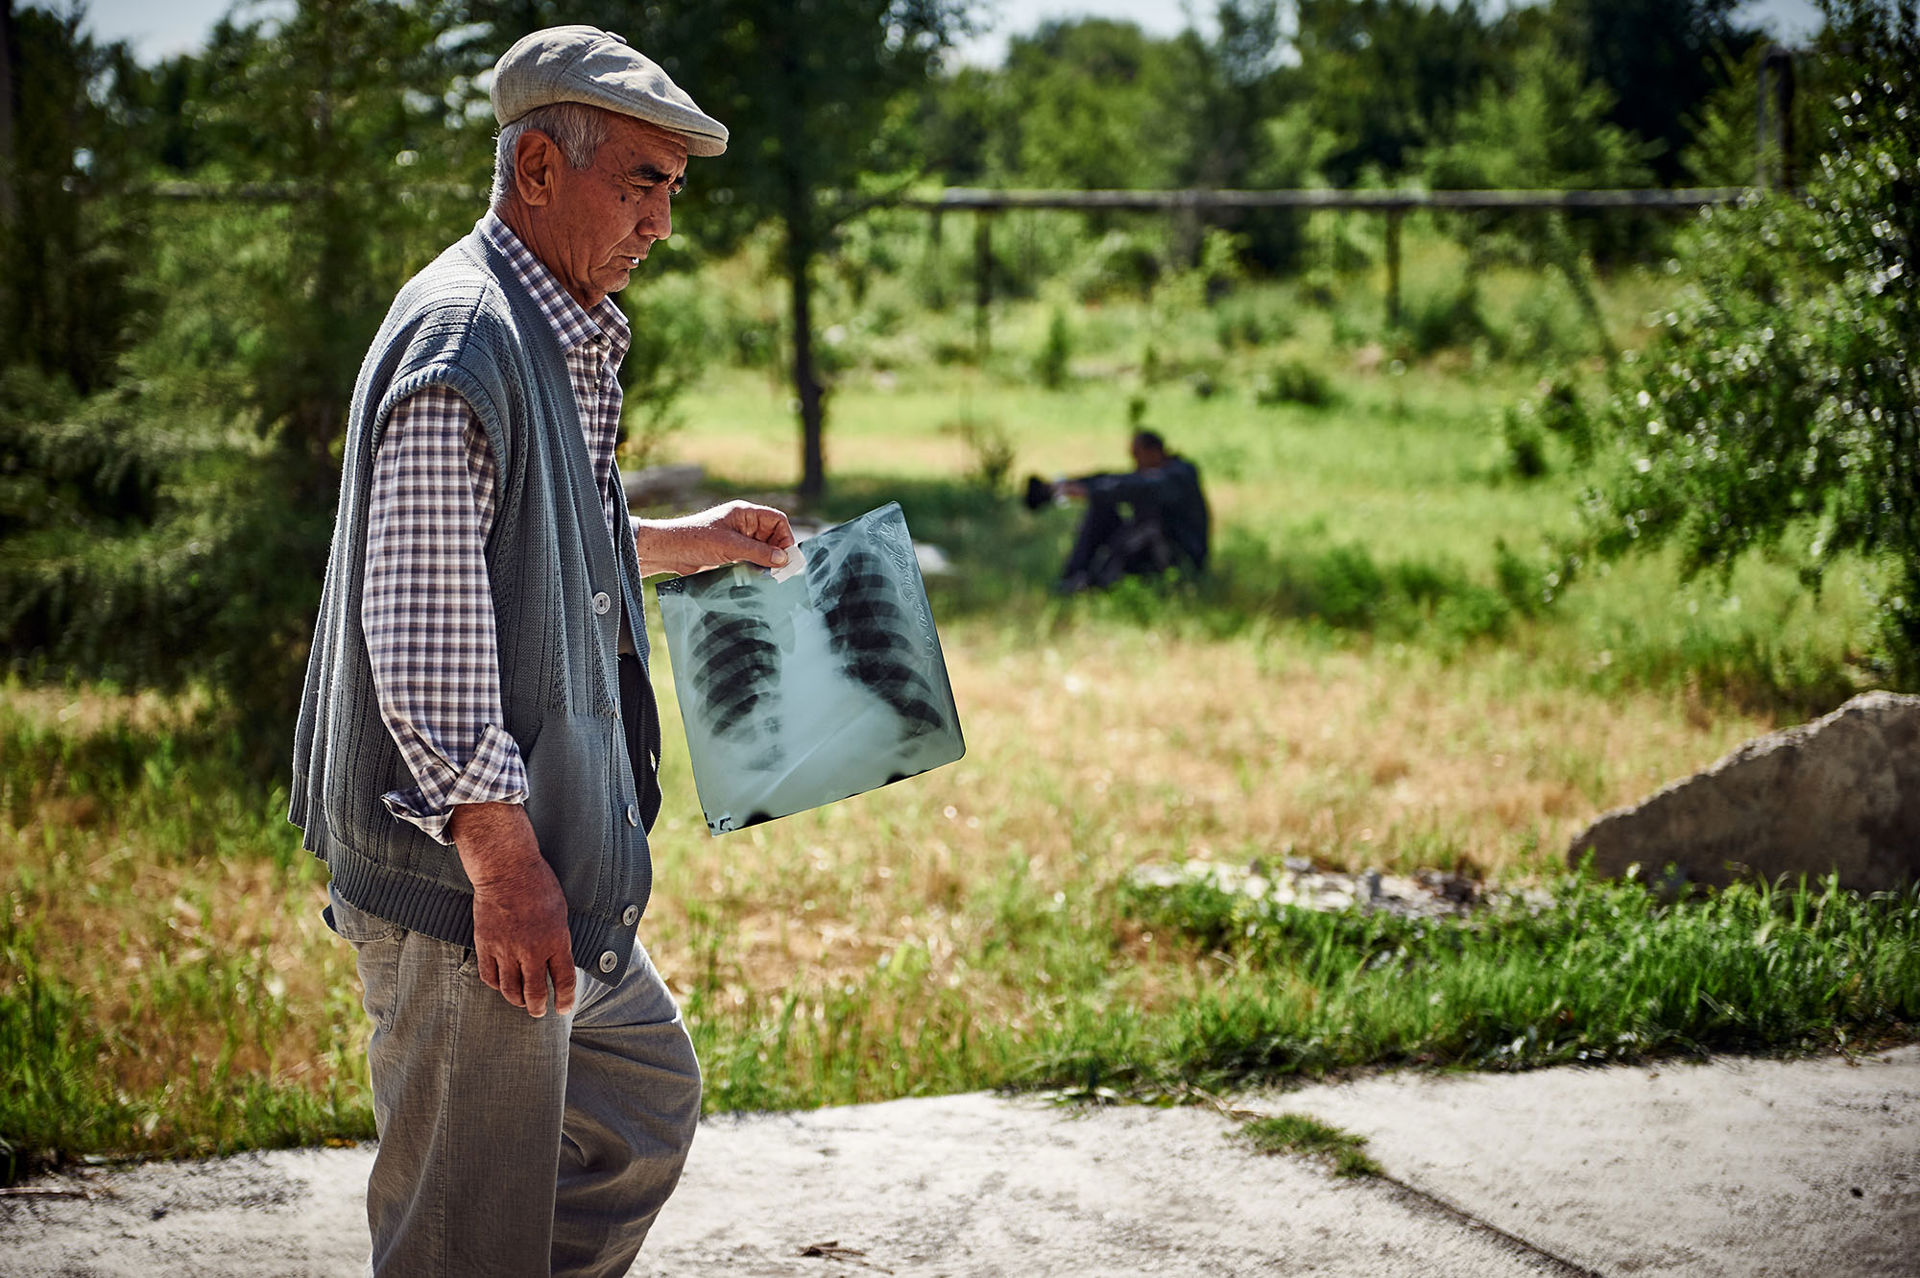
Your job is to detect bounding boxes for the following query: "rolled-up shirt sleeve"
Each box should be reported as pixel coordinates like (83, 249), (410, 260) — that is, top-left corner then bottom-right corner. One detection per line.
(362, 386), (528, 843)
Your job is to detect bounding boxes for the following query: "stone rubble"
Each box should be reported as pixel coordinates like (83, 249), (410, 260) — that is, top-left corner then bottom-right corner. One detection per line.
(1126, 857), (1550, 920)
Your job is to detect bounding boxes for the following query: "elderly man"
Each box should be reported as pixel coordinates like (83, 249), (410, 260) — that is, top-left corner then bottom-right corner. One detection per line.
(289, 26), (792, 1277)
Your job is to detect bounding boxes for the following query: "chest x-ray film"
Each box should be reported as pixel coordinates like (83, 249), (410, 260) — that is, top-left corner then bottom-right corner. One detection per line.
(655, 502), (965, 835)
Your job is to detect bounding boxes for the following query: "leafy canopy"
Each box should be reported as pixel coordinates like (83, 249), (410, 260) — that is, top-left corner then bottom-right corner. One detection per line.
(1571, 0), (1920, 679)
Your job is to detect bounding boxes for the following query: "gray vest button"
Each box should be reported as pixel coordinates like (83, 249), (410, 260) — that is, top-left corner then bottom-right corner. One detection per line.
(625, 802), (640, 827)
(622, 904), (640, 926)
(598, 950), (619, 973)
(592, 591), (612, 615)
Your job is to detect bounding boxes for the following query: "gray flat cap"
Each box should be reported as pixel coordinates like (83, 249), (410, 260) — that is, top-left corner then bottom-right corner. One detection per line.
(492, 25), (728, 157)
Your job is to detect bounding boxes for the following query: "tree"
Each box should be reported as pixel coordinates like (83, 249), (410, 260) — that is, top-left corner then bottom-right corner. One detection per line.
(1549, 0), (1760, 186)
(606, 0), (971, 502)
(1568, 0), (1920, 680)
(1289, 0), (1498, 185)
(0, 4), (150, 397)
(0, 0), (484, 743)
(1421, 35), (1660, 313)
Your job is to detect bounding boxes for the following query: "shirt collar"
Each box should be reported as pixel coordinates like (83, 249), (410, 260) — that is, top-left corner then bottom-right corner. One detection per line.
(480, 210), (631, 364)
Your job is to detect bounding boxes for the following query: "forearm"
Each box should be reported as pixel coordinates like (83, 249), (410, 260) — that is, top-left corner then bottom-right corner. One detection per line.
(449, 801), (544, 887)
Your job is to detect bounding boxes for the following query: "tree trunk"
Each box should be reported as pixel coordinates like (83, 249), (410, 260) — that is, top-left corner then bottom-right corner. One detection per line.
(785, 194), (826, 505)
(0, 0), (17, 227)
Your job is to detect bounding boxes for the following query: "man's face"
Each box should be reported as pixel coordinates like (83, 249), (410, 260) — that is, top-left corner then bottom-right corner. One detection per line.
(1131, 441), (1165, 471)
(541, 114), (689, 307)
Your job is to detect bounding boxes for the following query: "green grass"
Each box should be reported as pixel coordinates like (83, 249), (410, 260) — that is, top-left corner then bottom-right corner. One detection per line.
(1239, 1114), (1383, 1178)
(1047, 872), (1920, 1090)
(669, 869), (1920, 1117)
(2, 228), (1906, 1181)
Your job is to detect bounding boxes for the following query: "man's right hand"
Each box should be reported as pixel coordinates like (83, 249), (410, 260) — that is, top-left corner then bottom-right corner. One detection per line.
(449, 802), (577, 1019)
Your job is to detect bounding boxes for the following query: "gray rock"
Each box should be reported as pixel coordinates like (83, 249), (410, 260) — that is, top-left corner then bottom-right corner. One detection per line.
(1568, 690), (1920, 891)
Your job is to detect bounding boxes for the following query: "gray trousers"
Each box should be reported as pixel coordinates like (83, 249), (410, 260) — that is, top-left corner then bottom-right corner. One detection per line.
(330, 888), (701, 1278)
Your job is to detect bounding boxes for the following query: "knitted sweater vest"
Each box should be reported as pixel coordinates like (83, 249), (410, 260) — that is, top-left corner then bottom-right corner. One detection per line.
(289, 226), (653, 985)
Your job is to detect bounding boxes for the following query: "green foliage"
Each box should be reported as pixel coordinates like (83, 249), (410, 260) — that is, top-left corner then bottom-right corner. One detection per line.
(943, 413), (1017, 493)
(1290, 0), (1500, 184)
(613, 0), (970, 499)
(617, 285), (711, 467)
(1001, 19), (1196, 190)
(1423, 38), (1658, 194)
(1569, 1), (1920, 681)
(1680, 40), (1829, 187)
(0, 7), (152, 396)
(1035, 307), (1073, 389)
(1071, 231), (1164, 301)
(1551, 0), (1759, 186)
(0, 930), (127, 1184)
(1501, 407), (1550, 480)
(0, 0), (484, 746)
(1, 914), (375, 1185)
(1255, 359), (1337, 408)
(1049, 873), (1920, 1092)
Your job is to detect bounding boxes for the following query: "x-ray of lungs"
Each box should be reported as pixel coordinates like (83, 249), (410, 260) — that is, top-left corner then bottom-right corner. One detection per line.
(655, 503), (965, 835)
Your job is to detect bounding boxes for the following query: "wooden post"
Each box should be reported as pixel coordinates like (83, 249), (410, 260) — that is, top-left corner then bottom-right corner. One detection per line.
(1384, 208), (1403, 329)
(974, 212), (992, 360)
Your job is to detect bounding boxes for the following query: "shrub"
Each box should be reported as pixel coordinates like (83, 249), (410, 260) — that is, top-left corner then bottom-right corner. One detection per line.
(1568, 2), (1920, 682)
(1073, 231), (1163, 301)
(1034, 307), (1073, 389)
(1256, 359), (1337, 409)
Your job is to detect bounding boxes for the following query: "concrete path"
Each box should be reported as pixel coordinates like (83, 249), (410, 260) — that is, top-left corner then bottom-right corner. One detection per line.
(3, 1047), (1915, 1277)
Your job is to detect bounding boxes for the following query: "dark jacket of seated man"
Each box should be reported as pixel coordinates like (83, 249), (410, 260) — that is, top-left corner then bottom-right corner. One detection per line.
(1056, 430), (1210, 592)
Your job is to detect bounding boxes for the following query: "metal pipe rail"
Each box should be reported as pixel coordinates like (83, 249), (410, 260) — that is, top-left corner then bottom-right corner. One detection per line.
(906, 186), (1746, 212)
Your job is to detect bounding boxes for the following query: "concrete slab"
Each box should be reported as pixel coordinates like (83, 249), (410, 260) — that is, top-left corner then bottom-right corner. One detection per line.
(1269, 1045), (1920, 1278)
(634, 1092), (1545, 1276)
(0, 1094), (1542, 1278)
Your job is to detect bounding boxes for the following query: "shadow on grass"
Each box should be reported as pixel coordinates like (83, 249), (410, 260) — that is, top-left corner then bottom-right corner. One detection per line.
(704, 470), (1858, 721)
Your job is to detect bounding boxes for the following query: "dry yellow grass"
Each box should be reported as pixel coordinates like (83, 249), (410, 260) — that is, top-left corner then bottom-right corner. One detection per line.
(636, 618), (1778, 1008)
(3, 616), (1776, 1115)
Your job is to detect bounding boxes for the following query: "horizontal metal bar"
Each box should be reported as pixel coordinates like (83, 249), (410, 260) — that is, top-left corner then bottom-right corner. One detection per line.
(147, 180), (481, 202)
(145, 180), (1747, 213)
(905, 187), (1748, 212)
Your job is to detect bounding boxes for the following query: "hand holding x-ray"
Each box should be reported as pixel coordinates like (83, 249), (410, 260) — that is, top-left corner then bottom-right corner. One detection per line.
(656, 503), (965, 834)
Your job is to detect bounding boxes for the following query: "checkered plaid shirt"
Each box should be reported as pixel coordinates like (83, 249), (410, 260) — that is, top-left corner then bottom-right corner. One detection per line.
(364, 211), (632, 843)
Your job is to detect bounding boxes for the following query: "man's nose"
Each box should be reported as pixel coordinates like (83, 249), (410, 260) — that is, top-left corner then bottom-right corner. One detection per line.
(643, 192), (672, 241)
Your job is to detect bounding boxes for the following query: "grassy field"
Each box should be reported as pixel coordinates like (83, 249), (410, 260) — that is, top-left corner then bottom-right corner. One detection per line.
(4, 245), (1912, 1181)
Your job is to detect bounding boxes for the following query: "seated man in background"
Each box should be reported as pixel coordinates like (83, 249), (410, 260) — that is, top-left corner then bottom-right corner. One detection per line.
(1030, 430), (1210, 594)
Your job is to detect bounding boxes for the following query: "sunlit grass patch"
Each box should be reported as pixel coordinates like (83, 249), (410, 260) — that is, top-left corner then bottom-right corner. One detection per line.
(2, 258), (1901, 1180)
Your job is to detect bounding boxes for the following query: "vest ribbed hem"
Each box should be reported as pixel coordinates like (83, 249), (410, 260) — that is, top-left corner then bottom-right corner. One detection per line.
(320, 834), (639, 981)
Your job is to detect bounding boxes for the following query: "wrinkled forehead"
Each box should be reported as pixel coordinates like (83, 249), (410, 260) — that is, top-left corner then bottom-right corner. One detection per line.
(597, 114), (691, 178)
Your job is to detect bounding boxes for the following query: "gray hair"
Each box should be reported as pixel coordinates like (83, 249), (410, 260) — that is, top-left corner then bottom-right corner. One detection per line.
(490, 102), (613, 207)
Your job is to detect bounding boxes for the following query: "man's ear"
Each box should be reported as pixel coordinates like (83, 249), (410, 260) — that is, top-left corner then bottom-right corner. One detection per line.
(513, 129), (561, 208)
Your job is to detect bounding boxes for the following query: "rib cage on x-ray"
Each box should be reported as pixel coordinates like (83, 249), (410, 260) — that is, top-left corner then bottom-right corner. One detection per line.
(656, 503), (965, 835)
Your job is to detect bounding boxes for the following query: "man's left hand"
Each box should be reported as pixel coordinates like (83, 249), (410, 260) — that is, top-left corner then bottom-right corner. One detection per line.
(634, 500), (796, 577)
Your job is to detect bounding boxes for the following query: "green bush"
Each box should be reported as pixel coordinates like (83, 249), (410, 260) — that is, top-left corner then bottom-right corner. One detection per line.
(1073, 231), (1164, 301)
(1256, 359), (1338, 408)
(1034, 307), (1074, 389)
(1568, 2), (1920, 682)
